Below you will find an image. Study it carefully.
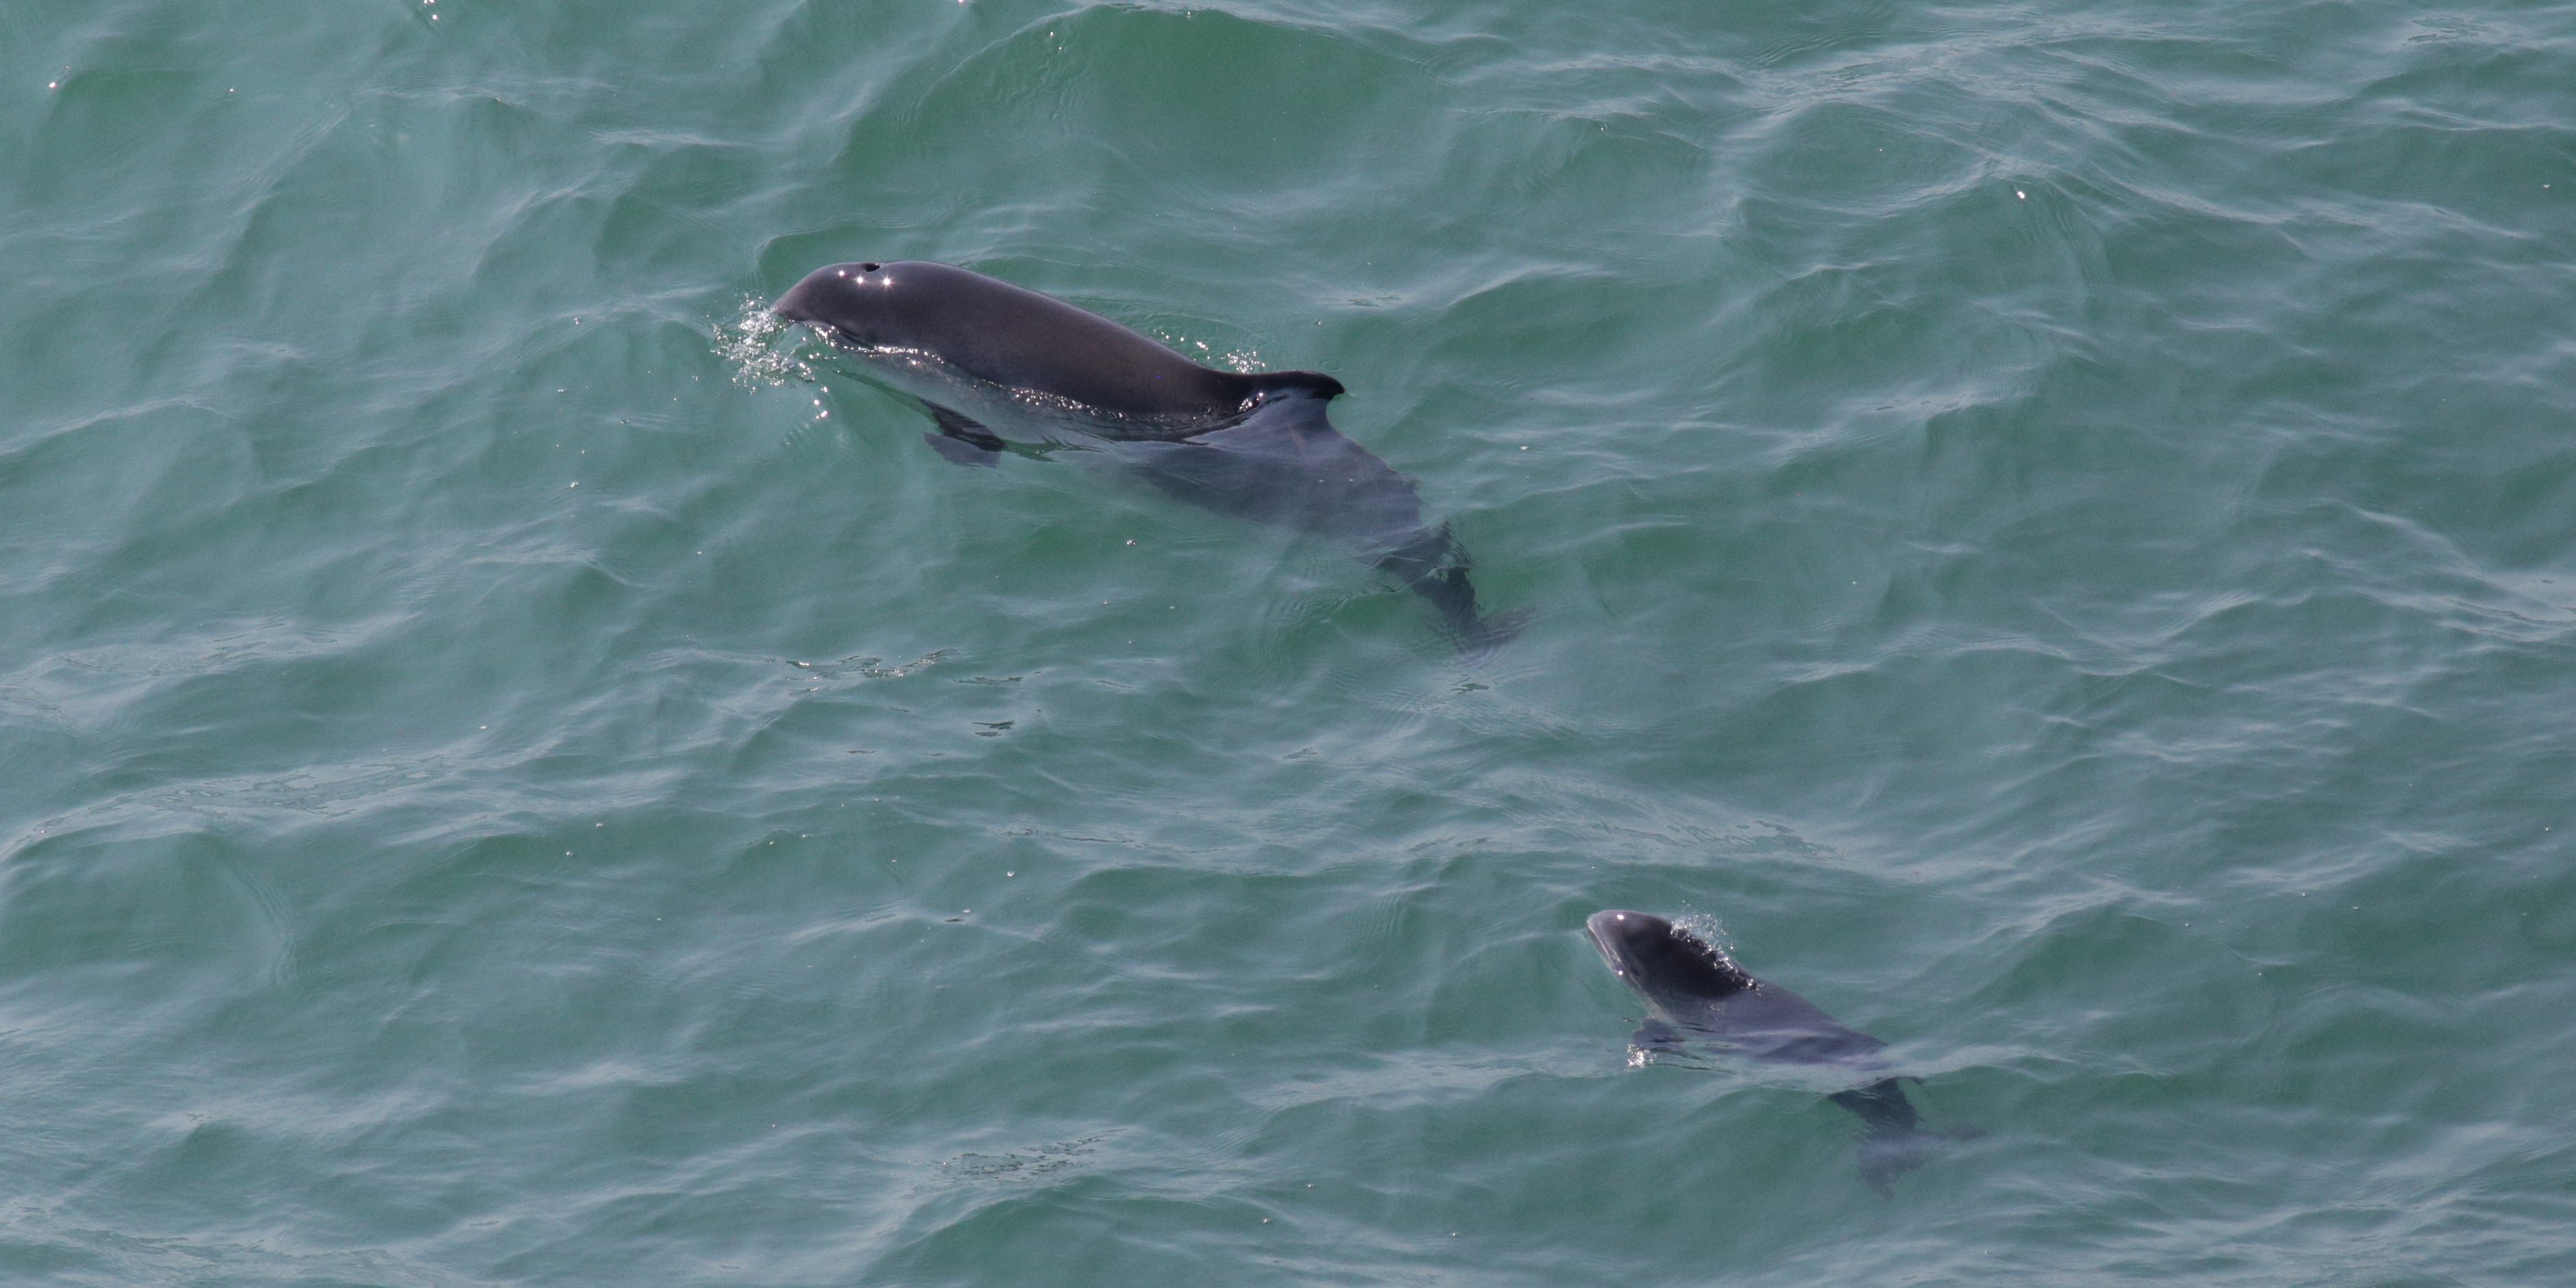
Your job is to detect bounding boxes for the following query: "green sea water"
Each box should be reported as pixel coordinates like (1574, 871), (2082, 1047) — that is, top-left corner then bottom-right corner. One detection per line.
(5, 0), (2575, 1283)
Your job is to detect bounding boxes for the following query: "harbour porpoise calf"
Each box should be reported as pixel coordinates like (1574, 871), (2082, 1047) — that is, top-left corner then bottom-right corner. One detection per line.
(773, 261), (1526, 655)
(1585, 910), (1977, 1196)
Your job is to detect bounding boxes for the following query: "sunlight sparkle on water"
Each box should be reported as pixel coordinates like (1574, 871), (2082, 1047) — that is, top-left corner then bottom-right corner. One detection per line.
(716, 297), (815, 388)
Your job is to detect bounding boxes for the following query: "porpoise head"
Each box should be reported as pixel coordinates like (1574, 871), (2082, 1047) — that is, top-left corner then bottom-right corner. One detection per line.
(1586, 909), (1758, 1005)
(772, 260), (912, 348)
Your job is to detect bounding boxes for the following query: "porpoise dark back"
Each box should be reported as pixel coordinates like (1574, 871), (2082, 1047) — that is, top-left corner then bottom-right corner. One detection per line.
(773, 261), (1342, 424)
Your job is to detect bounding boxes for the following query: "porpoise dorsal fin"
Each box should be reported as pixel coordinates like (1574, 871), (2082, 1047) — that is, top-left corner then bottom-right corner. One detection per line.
(1244, 370), (1346, 400)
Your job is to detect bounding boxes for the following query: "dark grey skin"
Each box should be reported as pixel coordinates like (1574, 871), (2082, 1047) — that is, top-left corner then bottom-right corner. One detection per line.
(1585, 910), (1976, 1197)
(772, 261), (1525, 655)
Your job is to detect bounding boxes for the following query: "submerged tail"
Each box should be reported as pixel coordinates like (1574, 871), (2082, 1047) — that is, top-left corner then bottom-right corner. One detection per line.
(1829, 1078), (1980, 1197)
(1371, 525), (1528, 659)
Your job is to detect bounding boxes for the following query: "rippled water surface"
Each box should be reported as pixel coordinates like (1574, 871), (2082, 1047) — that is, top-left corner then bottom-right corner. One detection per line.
(6, 1), (2575, 1283)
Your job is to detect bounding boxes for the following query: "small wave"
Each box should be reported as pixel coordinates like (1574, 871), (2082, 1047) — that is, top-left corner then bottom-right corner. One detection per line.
(929, 1133), (1111, 1188)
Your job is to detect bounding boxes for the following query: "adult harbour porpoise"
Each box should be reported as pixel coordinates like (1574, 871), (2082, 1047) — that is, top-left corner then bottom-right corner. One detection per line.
(772, 261), (1525, 654)
(1585, 910), (1977, 1196)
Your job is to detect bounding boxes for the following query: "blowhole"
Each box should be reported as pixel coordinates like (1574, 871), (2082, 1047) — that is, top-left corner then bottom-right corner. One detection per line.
(859, 262), (882, 272)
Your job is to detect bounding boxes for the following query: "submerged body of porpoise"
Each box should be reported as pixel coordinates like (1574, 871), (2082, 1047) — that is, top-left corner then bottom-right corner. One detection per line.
(772, 261), (1524, 654)
(1586, 910), (1977, 1196)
